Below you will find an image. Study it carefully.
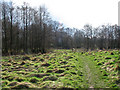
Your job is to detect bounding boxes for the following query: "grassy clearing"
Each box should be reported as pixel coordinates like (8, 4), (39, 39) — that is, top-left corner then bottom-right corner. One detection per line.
(1, 49), (120, 89)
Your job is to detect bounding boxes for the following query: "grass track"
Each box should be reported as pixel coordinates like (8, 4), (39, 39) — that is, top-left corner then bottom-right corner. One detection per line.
(79, 55), (107, 88)
(1, 49), (120, 89)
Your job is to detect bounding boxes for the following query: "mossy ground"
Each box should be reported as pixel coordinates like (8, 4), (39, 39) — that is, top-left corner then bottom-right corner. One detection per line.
(1, 49), (120, 89)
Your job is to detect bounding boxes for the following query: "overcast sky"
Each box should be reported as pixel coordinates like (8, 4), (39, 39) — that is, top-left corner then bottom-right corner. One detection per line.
(4, 0), (119, 29)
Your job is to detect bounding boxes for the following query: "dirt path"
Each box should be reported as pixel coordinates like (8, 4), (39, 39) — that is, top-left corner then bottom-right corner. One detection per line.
(77, 54), (108, 88)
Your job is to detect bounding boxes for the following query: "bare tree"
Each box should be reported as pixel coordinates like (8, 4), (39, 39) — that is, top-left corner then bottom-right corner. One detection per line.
(9, 1), (14, 54)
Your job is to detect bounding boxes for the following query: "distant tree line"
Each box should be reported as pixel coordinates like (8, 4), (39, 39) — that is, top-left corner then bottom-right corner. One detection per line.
(1, 1), (120, 55)
(74, 24), (120, 50)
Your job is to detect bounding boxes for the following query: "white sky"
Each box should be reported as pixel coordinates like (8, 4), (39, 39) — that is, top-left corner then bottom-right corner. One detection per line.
(4, 0), (119, 29)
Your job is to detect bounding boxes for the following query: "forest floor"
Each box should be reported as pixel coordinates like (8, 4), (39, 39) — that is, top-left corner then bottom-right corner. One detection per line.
(1, 49), (120, 89)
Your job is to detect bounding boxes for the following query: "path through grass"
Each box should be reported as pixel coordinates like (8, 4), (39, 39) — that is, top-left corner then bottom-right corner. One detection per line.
(78, 54), (107, 88)
(2, 49), (120, 89)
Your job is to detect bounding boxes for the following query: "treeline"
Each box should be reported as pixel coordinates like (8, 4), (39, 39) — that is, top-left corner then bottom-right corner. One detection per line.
(1, 1), (120, 55)
(2, 1), (74, 55)
(74, 24), (120, 50)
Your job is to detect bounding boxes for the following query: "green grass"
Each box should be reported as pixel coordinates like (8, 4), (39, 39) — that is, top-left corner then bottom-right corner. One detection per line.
(1, 49), (120, 89)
